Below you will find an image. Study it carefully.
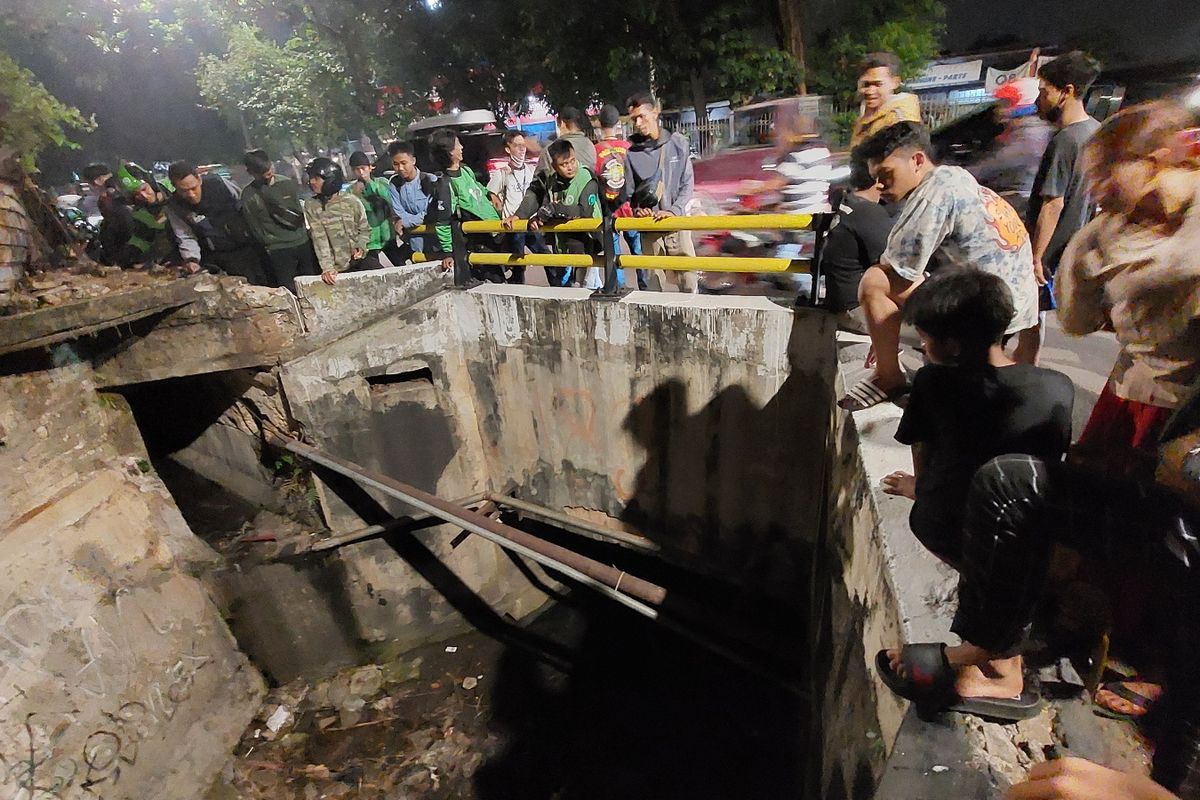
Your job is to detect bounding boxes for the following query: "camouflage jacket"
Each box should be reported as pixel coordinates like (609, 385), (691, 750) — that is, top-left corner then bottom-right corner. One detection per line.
(303, 192), (370, 272)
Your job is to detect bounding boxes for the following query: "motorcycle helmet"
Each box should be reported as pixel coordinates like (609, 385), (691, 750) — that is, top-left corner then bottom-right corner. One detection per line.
(115, 162), (152, 195)
(305, 157), (345, 199)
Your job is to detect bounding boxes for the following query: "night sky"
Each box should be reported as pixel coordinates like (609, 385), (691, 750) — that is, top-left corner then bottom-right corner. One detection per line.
(942, 0), (1200, 64)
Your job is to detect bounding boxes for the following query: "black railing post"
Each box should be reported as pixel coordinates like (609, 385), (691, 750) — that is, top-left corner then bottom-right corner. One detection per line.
(451, 217), (472, 287)
(599, 213), (621, 296)
(806, 211), (833, 308)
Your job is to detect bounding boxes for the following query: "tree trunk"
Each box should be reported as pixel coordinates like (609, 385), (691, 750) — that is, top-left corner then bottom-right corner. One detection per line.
(777, 0), (808, 94)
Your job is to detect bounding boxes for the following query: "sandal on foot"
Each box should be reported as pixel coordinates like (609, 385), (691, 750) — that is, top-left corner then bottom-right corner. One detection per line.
(875, 644), (1044, 723)
(1093, 680), (1161, 721)
(839, 377), (909, 412)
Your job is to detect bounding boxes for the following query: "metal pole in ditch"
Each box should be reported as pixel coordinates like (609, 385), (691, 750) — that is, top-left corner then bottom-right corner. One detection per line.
(277, 437), (806, 695)
(483, 491), (660, 555)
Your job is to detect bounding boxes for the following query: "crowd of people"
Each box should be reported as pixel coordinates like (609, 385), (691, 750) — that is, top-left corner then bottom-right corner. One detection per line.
(80, 91), (698, 294)
(835, 50), (1200, 800)
(70, 47), (1200, 797)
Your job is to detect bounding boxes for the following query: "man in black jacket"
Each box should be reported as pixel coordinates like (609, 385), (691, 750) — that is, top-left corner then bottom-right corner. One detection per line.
(167, 160), (269, 285)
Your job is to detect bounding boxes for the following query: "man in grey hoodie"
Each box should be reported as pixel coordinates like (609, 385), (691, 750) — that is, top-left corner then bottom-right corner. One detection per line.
(625, 90), (698, 293)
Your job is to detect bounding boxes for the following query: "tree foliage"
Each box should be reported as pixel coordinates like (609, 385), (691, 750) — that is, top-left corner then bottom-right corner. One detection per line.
(0, 50), (94, 171)
(196, 24), (355, 154)
(808, 0), (946, 104)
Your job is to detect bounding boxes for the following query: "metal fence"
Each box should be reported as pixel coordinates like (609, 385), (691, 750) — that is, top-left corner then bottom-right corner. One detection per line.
(409, 212), (832, 303)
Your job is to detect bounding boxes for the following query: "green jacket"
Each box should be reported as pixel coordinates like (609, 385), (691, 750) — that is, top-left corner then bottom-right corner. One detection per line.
(349, 177), (395, 252)
(303, 192), (370, 273)
(425, 165), (499, 256)
(515, 167), (602, 252)
(241, 176), (309, 251)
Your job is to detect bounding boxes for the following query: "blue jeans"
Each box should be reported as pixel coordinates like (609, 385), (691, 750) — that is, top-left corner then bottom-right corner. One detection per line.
(611, 229), (646, 289)
(510, 232), (549, 284)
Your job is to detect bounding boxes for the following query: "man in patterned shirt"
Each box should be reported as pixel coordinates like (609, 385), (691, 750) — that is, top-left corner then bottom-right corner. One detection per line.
(840, 121), (1039, 410)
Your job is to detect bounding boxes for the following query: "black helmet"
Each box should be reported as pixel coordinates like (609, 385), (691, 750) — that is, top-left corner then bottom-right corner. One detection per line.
(305, 157), (344, 199)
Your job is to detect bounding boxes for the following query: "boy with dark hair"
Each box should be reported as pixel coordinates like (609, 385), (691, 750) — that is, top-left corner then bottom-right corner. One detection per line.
(841, 121), (1040, 410)
(850, 52), (921, 148)
(504, 139), (603, 287)
(386, 140), (431, 260)
(241, 149), (317, 290)
(1015, 50), (1103, 364)
(424, 129), (505, 283)
(818, 150), (895, 327)
(537, 106), (597, 178)
(625, 89), (698, 293)
(348, 151), (402, 270)
(873, 267), (1073, 720)
(167, 159), (268, 284)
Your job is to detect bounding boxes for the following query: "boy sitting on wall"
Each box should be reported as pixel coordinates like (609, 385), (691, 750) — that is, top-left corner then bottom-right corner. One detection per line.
(875, 267), (1074, 720)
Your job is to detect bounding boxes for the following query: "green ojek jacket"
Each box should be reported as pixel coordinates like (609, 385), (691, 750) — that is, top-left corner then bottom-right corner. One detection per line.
(350, 177), (395, 252)
(516, 166), (602, 252)
(425, 165), (499, 256)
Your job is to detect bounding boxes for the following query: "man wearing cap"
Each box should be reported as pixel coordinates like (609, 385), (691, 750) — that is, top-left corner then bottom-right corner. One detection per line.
(348, 151), (402, 270)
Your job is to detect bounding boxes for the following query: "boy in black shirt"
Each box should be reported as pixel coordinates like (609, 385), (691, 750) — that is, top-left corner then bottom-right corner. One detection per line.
(882, 268), (1074, 565)
(876, 267), (1074, 720)
(820, 152), (895, 328)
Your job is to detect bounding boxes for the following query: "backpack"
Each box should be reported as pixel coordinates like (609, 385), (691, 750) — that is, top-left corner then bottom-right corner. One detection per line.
(595, 141), (630, 205)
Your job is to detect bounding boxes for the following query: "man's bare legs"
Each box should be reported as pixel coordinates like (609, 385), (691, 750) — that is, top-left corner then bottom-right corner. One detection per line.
(1012, 312), (1047, 365)
(858, 264), (921, 391)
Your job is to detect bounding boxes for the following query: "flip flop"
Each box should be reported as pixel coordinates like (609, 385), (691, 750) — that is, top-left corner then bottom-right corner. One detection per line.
(876, 644), (1044, 723)
(839, 377), (909, 412)
(1093, 680), (1161, 721)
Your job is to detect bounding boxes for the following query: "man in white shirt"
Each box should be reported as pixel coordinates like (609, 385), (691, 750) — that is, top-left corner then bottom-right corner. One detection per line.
(487, 131), (548, 284)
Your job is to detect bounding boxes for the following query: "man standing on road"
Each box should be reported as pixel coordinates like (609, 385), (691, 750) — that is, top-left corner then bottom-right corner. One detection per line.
(537, 106), (597, 179)
(167, 160), (270, 285)
(840, 122), (1039, 411)
(1015, 51), (1103, 365)
(850, 52), (922, 149)
(625, 90), (698, 294)
(241, 149), (316, 291)
(487, 131), (547, 284)
(386, 140), (431, 263)
(595, 103), (643, 289)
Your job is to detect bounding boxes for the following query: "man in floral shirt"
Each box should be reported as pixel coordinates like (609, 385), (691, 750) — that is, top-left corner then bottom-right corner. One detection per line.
(840, 121), (1039, 411)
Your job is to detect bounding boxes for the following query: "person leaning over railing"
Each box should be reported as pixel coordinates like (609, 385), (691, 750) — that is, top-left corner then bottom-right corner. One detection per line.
(625, 89), (698, 294)
(503, 138), (603, 288)
(422, 128), (506, 284)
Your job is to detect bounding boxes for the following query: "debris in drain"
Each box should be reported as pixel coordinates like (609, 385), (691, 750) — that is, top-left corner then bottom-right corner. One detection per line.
(265, 705), (294, 734)
(462, 676), (478, 690)
(445, 646), (458, 653)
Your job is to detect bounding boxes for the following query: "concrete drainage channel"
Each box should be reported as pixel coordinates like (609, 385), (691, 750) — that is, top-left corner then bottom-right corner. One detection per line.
(1, 266), (1038, 799)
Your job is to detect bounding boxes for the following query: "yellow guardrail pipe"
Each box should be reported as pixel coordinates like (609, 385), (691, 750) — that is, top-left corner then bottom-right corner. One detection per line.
(412, 252), (602, 268)
(407, 213), (814, 236)
(620, 255), (807, 273)
(614, 214), (814, 232)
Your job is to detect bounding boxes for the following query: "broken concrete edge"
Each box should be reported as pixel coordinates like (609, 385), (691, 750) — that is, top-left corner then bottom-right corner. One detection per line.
(292, 264), (450, 346)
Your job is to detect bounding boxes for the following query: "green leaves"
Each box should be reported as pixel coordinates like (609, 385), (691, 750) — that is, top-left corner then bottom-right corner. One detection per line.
(0, 50), (95, 171)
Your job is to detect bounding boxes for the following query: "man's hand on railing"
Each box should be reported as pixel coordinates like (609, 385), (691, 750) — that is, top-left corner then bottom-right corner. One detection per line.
(439, 257), (453, 273)
(528, 216), (542, 231)
(633, 208), (675, 221)
(502, 215), (519, 231)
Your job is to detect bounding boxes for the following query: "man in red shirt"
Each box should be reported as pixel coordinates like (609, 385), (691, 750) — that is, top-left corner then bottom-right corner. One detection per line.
(594, 103), (646, 289)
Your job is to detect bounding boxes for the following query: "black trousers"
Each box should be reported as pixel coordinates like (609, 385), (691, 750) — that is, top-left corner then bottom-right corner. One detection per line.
(264, 241), (318, 291)
(958, 454), (1200, 797)
(206, 246), (271, 287)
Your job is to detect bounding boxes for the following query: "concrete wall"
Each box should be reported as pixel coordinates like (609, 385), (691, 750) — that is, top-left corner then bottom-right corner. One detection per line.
(0, 359), (264, 800)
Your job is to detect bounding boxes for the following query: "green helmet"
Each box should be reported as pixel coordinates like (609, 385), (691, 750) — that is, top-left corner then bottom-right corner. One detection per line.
(116, 162), (173, 197)
(116, 162), (150, 195)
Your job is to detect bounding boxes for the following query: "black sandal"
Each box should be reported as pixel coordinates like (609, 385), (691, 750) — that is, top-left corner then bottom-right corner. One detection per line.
(876, 644), (1043, 723)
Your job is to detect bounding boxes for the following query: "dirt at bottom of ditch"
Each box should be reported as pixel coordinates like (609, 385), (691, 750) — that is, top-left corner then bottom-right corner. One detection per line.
(209, 590), (812, 800)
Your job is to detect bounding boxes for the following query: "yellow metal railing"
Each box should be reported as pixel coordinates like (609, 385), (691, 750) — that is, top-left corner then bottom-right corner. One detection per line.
(407, 213), (814, 237)
(408, 211), (828, 296)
